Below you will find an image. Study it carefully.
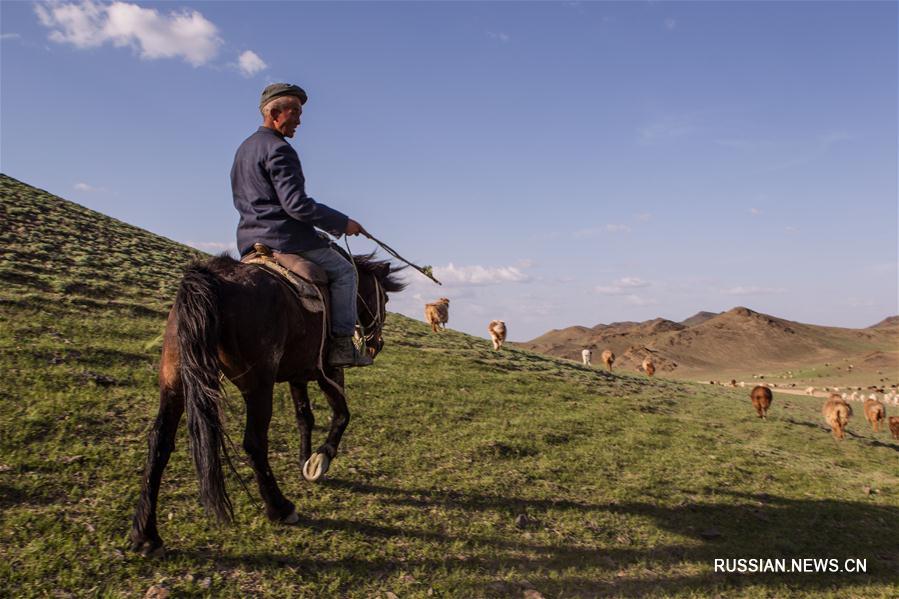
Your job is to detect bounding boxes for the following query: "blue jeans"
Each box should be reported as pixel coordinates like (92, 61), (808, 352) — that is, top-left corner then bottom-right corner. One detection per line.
(297, 247), (358, 337)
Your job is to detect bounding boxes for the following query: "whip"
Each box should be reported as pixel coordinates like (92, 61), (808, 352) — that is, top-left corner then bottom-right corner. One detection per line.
(357, 230), (442, 285)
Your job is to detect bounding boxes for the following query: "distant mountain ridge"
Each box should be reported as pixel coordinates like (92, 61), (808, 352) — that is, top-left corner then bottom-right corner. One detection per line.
(869, 315), (899, 329)
(519, 306), (899, 376)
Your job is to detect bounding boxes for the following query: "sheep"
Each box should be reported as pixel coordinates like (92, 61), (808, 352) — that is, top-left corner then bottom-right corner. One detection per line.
(863, 399), (885, 433)
(487, 320), (507, 351)
(889, 416), (899, 440)
(642, 357), (655, 377)
(739, 381), (746, 388)
(822, 397), (853, 440)
(805, 386), (816, 396)
(601, 349), (615, 372)
(581, 349), (592, 366)
(750, 385), (773, 420)
(730, 379), (737, 387)
(424, 298), (450, 332)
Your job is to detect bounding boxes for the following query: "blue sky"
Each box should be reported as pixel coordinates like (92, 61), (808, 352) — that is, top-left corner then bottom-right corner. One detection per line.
(2, 1), (896, 340)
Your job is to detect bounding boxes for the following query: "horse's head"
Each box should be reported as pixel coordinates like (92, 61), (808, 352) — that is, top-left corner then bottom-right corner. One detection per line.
(353, 254), (406, 359)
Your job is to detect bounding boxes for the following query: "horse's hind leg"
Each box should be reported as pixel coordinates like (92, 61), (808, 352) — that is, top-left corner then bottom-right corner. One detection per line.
(304, 368), (349, 482)
(242, 385), (297, 523)
(289, 381), (315, 466)
(130, 384), (183, 555)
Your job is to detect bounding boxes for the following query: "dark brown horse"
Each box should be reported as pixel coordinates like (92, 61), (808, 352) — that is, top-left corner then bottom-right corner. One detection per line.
(129, 251), (404, 555)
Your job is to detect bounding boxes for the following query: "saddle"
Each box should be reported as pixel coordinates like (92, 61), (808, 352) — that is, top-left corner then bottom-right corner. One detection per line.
(240, 243), (327, 315)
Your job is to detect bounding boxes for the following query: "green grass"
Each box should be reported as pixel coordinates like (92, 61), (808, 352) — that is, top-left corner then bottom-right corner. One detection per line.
(1, 174), (898, 597)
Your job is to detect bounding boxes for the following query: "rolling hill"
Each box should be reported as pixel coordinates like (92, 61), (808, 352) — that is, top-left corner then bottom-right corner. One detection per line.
(1, 174), (898, 598)
(520, 307), (899, 383)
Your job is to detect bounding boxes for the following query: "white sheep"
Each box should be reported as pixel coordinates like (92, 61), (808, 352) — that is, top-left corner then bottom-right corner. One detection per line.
(581, 349), (592, 366)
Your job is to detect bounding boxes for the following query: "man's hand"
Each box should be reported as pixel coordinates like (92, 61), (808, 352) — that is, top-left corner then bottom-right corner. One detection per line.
(345, 218), (367, 237)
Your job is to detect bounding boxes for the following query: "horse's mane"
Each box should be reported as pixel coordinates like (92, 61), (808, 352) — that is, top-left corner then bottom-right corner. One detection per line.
(347, 251), (407, 293)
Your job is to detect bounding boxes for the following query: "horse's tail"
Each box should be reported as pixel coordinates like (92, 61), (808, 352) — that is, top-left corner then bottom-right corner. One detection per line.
(174, 262), (234, 522)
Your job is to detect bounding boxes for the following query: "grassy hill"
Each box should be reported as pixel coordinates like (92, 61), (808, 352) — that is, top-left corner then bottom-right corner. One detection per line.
(1, 174), (898, 598)
(520, 307), (899, 386)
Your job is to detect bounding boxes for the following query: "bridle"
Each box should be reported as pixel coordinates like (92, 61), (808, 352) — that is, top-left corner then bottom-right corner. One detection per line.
(355, 273), (386, 353)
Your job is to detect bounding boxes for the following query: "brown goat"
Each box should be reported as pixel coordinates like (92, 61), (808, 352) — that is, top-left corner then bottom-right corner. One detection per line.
(863, 399), (885, 433)
(889, 416), (899, 440)
(822, 397), (853, 440)
(642, 357), (655, 377)
(601, 349), (615, 372)
(487, 320), (507, 351)
(750, 385), (773, 419)
(424, 298), (450, 332)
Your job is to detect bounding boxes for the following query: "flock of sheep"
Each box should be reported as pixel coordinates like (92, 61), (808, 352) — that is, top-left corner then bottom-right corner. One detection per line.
(422, 299), (898, 443)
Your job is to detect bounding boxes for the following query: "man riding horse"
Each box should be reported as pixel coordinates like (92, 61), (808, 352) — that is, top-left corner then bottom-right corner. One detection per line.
(129, 84), (405, 556)
(231, 82), (372, 367)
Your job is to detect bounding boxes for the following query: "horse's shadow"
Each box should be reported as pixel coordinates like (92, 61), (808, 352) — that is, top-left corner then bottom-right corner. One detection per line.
(170, 480), (899, 596)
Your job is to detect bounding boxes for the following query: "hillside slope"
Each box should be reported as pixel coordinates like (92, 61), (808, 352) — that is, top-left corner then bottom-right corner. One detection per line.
(1, 175), (898, 598)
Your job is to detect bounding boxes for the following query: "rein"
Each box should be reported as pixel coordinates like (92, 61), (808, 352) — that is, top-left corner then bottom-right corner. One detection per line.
(342, 237), (386, 349)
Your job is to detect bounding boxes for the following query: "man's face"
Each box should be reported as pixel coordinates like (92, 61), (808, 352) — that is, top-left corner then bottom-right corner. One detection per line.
(274, 97), (303, 138)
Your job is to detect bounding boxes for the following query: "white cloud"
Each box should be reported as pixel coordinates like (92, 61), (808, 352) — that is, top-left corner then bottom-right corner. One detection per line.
(487, 31), (510, 43)
(595, 277), (650, 295)
(749, 207), (761, 216)
(1, 33), (22, 40)
(715, 138), (770, 151)
(185, 240), (237, 255)
(665, 18), (677, 30)
(865, 261), (899, 274)
(435, 263), (530, 286)
(636, 211), (653, 222)
(626, 294), (659, 306)
(638, 115), (694, 144)
(34, 0), (222, 66)
(846, 296), (876, 308)
(720, 285), (786, 296)
(237, 49), (267, 76)
(573, 223), (631, 238)
(73, 181), (102, 192)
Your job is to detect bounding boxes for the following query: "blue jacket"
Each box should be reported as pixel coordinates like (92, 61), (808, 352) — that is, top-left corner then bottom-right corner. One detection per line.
(231, 127), (349, 256)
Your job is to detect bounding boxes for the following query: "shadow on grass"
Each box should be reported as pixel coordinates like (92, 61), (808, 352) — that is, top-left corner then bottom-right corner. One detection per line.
(165, 482), (898, 596)
(785, 417), (899, 451)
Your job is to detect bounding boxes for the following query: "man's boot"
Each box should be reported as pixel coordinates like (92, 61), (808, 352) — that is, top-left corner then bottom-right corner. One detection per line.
(328, 336), (373, 368)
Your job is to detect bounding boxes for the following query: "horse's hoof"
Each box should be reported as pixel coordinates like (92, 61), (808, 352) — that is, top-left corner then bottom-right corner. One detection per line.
(282, 509), (300, 525)
(302, 452), (330, 482)
(130, 538), (165, 558)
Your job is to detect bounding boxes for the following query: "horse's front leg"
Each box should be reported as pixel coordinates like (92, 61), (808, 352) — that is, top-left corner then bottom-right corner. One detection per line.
(129, 385), (183, 556)
(304, 367), (350, 481)
(242, 385), (298, 523)
(289, 381), (314, 467)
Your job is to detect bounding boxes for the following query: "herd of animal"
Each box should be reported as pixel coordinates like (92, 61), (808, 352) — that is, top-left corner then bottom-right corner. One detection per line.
(748, 384), (899, 442)
(422, 299), (657, 375)
(423, 297), (898, 444)
(424, 298), (510, 351)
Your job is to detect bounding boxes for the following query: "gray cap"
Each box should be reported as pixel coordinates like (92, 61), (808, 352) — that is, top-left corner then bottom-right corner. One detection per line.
(259, 83), (307, 113)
